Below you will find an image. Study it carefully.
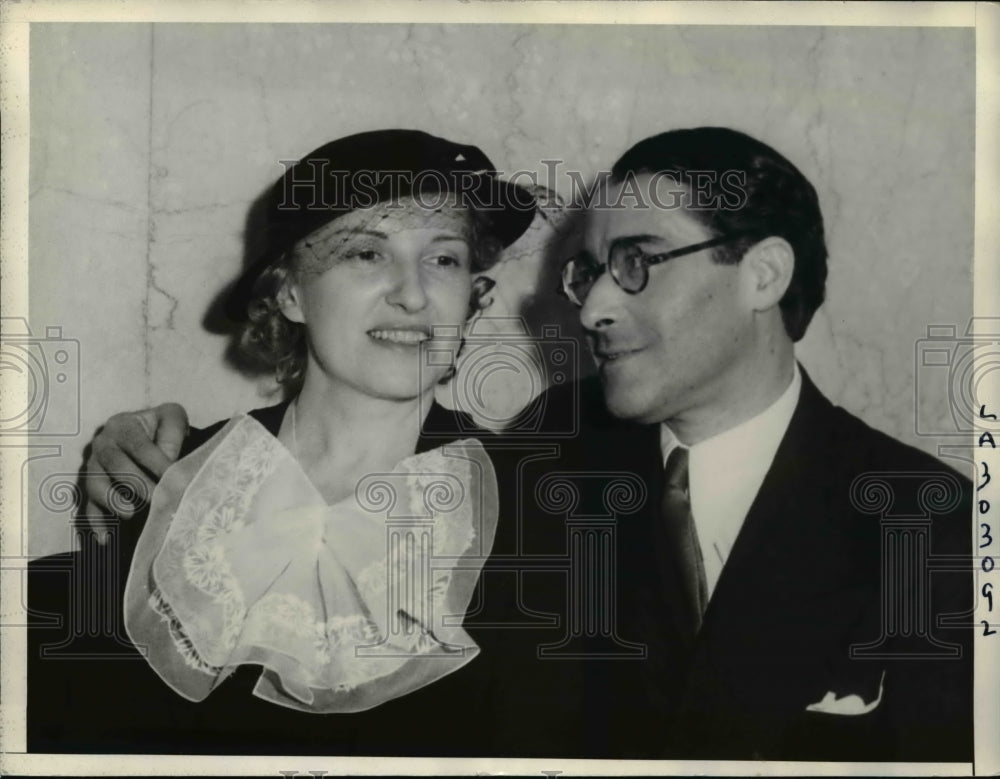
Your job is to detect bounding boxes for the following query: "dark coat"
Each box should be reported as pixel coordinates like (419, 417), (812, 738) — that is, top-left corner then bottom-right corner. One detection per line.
(27, 372), (973, 760)
(27, 402), (523, 756)
(483, 368), (973, 761)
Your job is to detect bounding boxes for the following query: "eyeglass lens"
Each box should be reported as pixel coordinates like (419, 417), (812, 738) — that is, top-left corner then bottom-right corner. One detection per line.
(562, 246), (648, 306)
(609, 246), (647, 293)
(562, 256), (601, 306)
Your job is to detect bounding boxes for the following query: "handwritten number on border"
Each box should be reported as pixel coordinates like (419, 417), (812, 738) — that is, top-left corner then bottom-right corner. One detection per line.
(980, 405), (995, 637)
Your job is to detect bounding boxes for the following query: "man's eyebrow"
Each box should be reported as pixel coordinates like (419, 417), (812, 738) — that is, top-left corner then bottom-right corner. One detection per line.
(607, 234), (666, 253)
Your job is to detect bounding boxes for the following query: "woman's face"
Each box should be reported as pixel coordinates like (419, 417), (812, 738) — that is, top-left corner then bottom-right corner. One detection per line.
(279, 197), (476, 402)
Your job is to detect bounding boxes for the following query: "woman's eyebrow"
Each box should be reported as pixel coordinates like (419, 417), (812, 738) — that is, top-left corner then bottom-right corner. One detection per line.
(427, 232), (469, 243)
(324, 228), (389, 240)
(318, 229), (467, 242)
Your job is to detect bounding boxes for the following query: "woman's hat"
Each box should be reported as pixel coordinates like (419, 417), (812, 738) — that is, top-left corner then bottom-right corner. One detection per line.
(227, 129), (537, 320)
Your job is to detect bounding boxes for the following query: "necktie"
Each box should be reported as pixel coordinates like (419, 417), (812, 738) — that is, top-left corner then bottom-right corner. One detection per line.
(661, 446), (709, 635)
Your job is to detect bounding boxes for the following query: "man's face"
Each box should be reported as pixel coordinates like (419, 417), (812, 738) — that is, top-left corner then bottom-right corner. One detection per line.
(579, 175), (756, 427)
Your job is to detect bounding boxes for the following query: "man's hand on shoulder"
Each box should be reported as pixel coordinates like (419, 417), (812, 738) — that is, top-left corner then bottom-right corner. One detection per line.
(85, 403), (189, 518)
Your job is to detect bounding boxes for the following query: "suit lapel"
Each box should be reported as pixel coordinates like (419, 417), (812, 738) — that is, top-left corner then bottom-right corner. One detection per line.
(677, 368), (876, 735)
(565, 410), (684, 754)
(572, 410), (706, 725)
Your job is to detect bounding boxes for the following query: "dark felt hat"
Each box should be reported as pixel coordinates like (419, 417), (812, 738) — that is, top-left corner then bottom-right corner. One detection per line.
(226, 129), (537, 320)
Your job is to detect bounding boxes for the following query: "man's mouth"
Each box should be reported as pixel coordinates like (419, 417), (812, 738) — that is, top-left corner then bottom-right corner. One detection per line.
(368, 328), (431, 345)
(594, 346), (642, 364)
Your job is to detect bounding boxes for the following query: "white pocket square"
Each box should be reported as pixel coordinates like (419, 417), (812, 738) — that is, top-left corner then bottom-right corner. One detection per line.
(805, 671), (885, 716)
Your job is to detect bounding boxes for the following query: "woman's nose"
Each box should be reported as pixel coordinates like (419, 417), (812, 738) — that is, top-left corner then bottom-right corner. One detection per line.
(385, 259), (429, 312)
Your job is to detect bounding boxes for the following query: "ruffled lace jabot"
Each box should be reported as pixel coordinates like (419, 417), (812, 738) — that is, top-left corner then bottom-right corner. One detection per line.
(124, 414), (498, 713)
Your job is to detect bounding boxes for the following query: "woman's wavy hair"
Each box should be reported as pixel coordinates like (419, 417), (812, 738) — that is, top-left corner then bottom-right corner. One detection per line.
(236, 206), (503, 394)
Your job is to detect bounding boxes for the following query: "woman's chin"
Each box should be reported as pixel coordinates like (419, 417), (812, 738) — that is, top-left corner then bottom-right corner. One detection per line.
(362, 373), (449, 404)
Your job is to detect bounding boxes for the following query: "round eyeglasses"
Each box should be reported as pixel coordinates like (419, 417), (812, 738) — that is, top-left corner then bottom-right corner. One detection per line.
(558, 233), (750, 307)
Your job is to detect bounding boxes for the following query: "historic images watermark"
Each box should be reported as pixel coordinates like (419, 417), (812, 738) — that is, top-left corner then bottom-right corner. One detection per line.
(274, 159), (750, 214)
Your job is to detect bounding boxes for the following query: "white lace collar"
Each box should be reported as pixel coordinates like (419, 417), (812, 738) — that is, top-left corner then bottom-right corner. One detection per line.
(124, 414), (498, 713)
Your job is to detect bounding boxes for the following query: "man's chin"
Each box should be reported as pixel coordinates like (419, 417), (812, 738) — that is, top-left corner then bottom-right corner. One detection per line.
(600, 377), (658, 424)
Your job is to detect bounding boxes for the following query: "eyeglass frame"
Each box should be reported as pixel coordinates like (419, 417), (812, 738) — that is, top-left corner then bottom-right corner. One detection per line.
(557, 232), (754, 307)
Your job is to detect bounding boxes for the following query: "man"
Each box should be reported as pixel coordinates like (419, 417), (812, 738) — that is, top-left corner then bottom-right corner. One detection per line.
(61, 127), (973, 761)
(487, 128), (973, 761)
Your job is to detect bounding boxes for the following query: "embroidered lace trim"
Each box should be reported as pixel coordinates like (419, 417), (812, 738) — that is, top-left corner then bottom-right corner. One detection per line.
(124, 414), (497, 713)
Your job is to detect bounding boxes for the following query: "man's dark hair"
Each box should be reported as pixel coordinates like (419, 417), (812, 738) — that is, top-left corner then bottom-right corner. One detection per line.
(610, 127), (828, 342)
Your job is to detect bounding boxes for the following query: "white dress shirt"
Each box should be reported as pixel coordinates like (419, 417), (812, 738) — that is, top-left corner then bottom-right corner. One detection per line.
(659, 364), (802, 599)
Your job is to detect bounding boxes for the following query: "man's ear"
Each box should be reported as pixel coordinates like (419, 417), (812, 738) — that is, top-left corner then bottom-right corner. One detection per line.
(741, 236), (794, 311)
(277, 273), (306, 324)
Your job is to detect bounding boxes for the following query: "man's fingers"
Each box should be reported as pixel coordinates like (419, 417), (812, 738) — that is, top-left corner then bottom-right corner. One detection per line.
(91, 436), (159, 504)
(152, 402), (189, 462)
(109, 411), (176, 478)
(85, 404), (186, 519)
(84, 450), (156, 518)
(83, 470), (126, 518)
(83, 473), (140, 521)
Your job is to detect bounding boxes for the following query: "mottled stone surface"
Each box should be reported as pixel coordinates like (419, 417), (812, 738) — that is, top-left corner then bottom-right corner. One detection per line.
(27, 24), (973, 555)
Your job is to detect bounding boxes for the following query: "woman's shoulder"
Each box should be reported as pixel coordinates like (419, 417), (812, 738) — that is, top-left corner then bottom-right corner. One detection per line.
(182, 400), (484, 459)
(179, 401), (290, 458)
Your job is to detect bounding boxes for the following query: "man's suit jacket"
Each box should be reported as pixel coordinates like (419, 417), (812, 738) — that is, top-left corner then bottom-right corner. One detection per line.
(486, 367), (973, 761)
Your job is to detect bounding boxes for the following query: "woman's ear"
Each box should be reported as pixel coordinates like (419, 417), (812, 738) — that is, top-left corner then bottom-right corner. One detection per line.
(467, 275), (497, 321)
(277, 273), (306, 324)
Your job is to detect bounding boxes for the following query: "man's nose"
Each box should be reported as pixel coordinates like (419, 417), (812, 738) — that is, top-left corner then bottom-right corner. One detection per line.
(579, 270), (620, 331)
(386, 260), (429, 312)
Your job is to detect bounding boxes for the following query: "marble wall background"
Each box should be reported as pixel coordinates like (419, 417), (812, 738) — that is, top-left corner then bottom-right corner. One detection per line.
(25, 23), (973, 557)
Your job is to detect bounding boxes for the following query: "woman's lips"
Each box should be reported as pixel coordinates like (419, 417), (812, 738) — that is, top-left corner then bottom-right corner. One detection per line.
(367, 328), (431, 345)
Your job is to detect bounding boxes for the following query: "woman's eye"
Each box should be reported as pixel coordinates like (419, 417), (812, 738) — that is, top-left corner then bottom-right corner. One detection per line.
(428, 254), (469, 269)
(345, 248), (383, 262)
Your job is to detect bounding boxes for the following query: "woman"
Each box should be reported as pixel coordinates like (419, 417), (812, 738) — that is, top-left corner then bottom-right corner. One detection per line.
(27, 129), (537, 754)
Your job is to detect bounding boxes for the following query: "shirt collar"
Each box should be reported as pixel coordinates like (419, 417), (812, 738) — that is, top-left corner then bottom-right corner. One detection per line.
(659, 363), (802, 593)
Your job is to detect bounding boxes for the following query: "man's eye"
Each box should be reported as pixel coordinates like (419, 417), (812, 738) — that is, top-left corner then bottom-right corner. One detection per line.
(612, 246), (652, 270)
